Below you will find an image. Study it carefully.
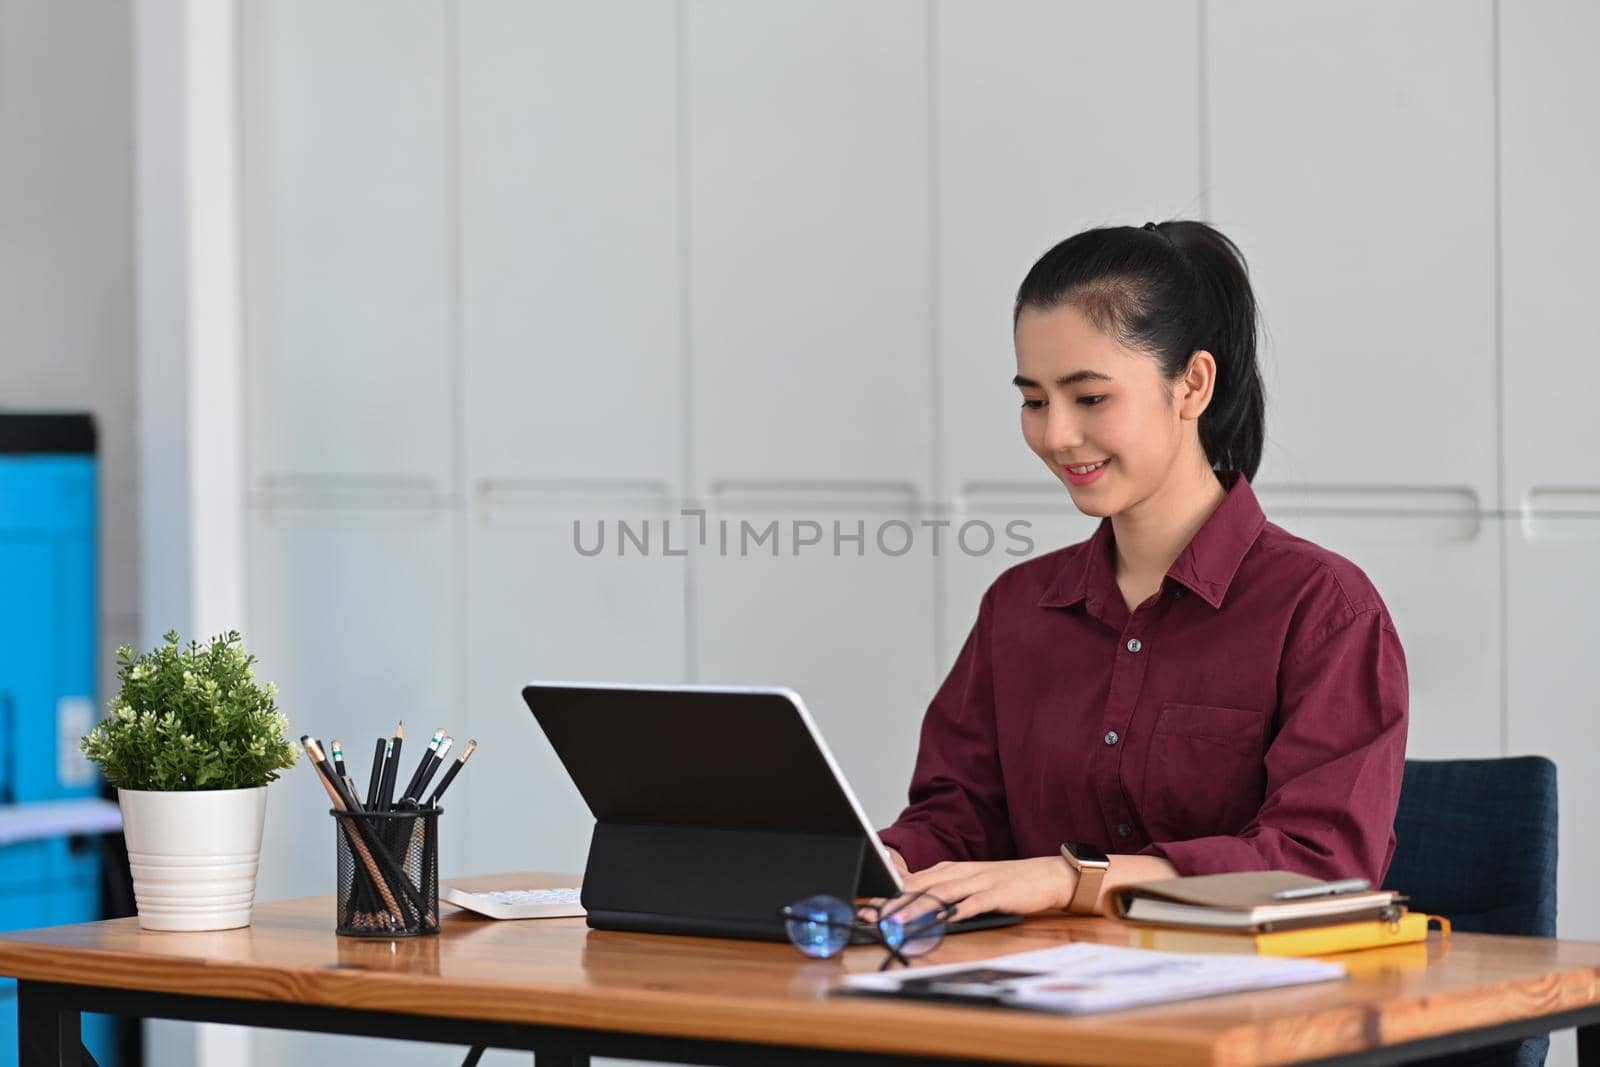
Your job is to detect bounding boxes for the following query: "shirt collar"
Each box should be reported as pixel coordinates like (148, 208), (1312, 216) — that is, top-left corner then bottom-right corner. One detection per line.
(1037, 471), (1267, 611)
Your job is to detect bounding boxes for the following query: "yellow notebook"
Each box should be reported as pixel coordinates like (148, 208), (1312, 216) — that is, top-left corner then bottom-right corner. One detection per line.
(1128, 910), (1436, 957)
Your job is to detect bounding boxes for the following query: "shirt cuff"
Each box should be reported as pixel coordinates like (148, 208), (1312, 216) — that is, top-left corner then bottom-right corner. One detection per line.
(876, 825), (948, 874)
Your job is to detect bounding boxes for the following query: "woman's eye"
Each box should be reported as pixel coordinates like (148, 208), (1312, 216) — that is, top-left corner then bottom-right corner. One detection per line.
(1020, 398), (1045, 410)
(1078, 395), (1106, 407)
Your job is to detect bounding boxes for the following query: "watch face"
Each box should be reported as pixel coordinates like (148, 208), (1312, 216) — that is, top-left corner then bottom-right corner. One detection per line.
(1063, 841), (1110, 867)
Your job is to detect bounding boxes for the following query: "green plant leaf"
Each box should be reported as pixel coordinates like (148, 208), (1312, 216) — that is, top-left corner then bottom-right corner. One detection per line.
(79, 631), (299, 791)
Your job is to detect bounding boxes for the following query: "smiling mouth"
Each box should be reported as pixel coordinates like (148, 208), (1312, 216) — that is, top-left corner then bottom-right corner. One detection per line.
(1064, 460), (1108, 475)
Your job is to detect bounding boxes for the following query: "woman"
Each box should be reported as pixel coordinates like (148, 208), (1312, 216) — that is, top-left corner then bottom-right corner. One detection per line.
(877, 220), (1409, 921)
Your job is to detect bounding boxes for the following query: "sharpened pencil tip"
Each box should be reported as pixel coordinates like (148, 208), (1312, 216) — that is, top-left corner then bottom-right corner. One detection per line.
(396, 721), (405, 739)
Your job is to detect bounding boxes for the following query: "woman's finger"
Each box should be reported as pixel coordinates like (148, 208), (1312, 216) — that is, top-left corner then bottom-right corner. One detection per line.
(948, 889), (996, 923)
(902, 860), (967, 893)
(910, 871), (995, 908)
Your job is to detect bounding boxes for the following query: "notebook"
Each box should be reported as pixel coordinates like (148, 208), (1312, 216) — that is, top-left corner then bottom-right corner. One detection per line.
(1127, 909), (1431, 956)
(1110, 871), (1401, 933)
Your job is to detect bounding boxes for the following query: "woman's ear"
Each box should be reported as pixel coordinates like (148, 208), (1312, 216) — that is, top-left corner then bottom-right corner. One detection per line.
(1177, 350), (1217, 421)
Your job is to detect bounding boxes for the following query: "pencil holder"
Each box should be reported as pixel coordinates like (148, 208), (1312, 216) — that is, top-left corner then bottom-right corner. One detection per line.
(331, 808), (440, 936)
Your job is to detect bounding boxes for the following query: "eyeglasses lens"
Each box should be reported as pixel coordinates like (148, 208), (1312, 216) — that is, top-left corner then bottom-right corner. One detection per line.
(878, 894), (948, 958)
(783, 894), (854, 959)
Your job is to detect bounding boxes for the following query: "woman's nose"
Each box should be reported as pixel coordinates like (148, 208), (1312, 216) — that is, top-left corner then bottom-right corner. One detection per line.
(1044, 407), (1083, 454)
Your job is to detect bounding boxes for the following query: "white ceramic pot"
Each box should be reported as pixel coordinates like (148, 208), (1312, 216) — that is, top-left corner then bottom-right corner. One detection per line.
(118, 786), (267, 931)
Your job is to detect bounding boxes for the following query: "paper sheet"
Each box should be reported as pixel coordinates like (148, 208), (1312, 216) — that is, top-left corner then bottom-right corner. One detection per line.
(839, 940), (1344, 1014)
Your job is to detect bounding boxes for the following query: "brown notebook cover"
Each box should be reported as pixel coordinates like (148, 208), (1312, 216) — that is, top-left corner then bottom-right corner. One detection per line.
(1110, 871), (1401, 933)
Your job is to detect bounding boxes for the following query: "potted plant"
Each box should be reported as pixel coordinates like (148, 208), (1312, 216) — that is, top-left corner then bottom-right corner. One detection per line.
(80, 631), (297, 931)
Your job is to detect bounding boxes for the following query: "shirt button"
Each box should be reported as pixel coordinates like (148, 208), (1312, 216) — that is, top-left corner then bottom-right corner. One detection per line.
(1171, 587), (1185, 600)
(1126, 637), (1143, 653)
(1116, 822), (1132, 838)
(1103, 730), (1119, 746)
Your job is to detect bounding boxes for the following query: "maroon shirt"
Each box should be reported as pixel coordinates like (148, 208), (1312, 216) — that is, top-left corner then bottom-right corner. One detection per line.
(879, 471), (1409, 886)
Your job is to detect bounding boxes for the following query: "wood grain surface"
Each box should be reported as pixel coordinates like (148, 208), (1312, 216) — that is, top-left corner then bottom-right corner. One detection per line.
(1, 872), (1597, 1067)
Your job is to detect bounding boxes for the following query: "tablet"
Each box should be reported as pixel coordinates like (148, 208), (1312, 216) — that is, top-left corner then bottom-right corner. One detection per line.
(523, 681), (903, 899)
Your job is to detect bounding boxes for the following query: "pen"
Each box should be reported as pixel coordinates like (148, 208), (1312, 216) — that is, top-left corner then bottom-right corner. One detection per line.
(426, 739), (476, 807)
(1271, 878), (1371, 901)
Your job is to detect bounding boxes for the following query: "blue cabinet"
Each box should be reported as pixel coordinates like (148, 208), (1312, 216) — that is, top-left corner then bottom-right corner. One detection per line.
(0, 414), (115, 1066)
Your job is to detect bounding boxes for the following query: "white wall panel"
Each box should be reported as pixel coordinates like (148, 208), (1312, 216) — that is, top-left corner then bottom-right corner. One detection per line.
(1499, 18), (1600, 1061)
(241, 0), (452, 484)
(459, 0), (684, 489)
(1208, 1), (1497, 501)
(687, 0), (934, 497)
(247, 507), (458, 1067)
(457, 495), (688, 879)
(248, 508), (459, 905)
(1505, 516), (1600, 1067)
(1505, 517), (1599, 1067)
(935, 0), (1204, 498)
(1500, 1), (1600, 508)
(1505, 517), (1600, 939)
(691, 493), (938, 828)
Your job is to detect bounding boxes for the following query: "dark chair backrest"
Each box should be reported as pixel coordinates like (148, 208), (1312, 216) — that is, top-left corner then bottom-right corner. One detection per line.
(1386, 756), (1557, 935)
(1385, 756), (1558, 1067)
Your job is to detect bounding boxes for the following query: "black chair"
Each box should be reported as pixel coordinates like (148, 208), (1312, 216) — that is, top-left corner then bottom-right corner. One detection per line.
(1385, 756), (1559, 1067)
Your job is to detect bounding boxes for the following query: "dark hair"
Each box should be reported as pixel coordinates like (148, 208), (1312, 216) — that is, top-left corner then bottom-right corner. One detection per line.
(1013, 220), (1266, 482)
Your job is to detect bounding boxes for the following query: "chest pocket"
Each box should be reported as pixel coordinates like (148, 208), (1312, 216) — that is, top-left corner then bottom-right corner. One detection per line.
(1141, 702), (1269, 842)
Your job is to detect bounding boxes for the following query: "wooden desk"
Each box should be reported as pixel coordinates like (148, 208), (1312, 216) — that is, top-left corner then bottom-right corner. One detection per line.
(2, 872), (1598, 1067)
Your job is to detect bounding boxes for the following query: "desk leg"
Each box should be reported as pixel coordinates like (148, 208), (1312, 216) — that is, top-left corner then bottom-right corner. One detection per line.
(16, 982), (80, 1067)
(1580, 1022), (1600, 1066)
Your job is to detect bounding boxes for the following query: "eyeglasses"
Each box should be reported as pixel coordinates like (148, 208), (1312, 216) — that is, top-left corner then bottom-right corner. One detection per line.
(780, 892), (956, 971)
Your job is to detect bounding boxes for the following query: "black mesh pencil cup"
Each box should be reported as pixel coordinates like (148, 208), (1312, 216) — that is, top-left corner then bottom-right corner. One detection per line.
(332, 808), (440, 936)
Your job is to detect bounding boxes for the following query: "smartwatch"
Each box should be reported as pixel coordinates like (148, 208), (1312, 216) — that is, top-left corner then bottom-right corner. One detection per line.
(1059, 841), (1111, 914)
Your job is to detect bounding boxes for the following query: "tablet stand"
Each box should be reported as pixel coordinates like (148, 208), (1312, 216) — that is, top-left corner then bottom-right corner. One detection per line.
(580, 821), (884, 940)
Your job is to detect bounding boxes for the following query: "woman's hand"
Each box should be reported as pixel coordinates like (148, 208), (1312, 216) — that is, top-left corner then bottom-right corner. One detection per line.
(900, 857), (1078, 922)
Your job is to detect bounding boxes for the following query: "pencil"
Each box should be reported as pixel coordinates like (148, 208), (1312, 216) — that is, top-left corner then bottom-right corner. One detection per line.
(365, 737), (387, 809)
(426, 739), (476, 808)
(302, 738), (404, 927)
(378, 722), (404, 811)
(415, 736), (453, 799)
(401, 728), (445, 804)
(306, 736), (431, 924)
(400, 736), (452, 809)
(331, 739), (346, 778)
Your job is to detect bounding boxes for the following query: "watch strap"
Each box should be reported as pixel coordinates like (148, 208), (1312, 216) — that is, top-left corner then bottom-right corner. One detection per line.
(1061, 843), (1109, 914)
